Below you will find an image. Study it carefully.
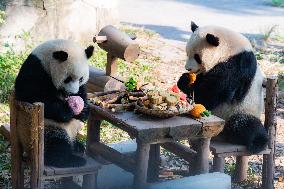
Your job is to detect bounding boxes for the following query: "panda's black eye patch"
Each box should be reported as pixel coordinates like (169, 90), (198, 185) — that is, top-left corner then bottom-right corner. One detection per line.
(194, 54), (202, 64)
(79, 77), (84, 83)
(53, 51), (68, 62)
(64, 76), (72, 84)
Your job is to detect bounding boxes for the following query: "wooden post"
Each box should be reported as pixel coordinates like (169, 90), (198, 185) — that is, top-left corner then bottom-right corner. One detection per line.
(10, 95), (24, 189)
(96, 25), (140, 62)
(213, 157), (225, 173)
(262, 76), (277, 189)
(147, 144), (160, 182)
(106, 53), (118, 76)
(83, 173), (97, 189)
(134, 140), (150, 189)
(235, 156), (248, 182)
(190, 138), (211, 175)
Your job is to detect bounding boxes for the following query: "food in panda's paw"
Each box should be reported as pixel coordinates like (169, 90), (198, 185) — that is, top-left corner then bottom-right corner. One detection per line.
(189, 73), (196, 84)
(66, 96), (84, 115)
(189, 104), (211, 118)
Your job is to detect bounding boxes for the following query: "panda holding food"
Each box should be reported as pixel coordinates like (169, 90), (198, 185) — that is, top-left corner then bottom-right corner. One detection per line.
(15, 39), (94, 167)
(178, 22), (268, 153)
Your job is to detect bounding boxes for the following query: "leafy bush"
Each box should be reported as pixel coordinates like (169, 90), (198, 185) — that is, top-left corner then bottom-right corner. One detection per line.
(271, 0), (284, 6)
(0, 46), (30, 103)
(0, 10), (5, 26)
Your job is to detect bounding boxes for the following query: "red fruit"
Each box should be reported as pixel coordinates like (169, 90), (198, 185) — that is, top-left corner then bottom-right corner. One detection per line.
(180, 93), (187, 101)
(171, 84), (180, 93)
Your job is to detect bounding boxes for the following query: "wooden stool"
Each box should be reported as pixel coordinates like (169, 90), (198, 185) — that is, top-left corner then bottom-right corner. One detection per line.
(9, 93), (101, 189)
(210, 77), (277, 189)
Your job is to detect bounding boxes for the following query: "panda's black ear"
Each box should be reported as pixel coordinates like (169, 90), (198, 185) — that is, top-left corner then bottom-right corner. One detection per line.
(85, 45), (94, 59)
(53, 51), (68, 62)
(206, 33), (220, 47)
(191, 21), (199, 32)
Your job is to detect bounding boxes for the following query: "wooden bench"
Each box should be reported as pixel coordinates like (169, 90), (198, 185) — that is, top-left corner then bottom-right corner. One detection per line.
(9, 93), (101, 189)
(210, 77), (278, 189)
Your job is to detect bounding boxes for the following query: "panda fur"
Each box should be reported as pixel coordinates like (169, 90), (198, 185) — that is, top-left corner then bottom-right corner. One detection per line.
(15, 39), (94, 167)
(178, 22), (268, 153)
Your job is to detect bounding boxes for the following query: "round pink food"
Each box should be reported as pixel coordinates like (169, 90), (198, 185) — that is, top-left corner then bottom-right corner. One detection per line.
(66, 96), (84, 115)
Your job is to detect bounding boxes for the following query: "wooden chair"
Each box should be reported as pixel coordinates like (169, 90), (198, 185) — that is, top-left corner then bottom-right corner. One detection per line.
(9, 93), (101, 189)
(210, 77), (278, 189)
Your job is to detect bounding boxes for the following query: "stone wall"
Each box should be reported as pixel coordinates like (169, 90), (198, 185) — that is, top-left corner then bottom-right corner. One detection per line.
(0, 0), (118, 51)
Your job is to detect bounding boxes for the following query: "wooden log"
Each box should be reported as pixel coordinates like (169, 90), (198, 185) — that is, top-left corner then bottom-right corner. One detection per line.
(134, 141), (150, 189)
(213, 157), (225, 173)
(147, 144), (160, 182)
(87, 66), (124, 93)
(263, 76), (278, 189)
(106, 53), (118, 76)
(97, 25), (140, 62)
(10, 94), (25, 189)
(235, 156), (248, 182)
(161, 141), (197, 162)
(190, 138), (211, 175)
(88, 142), (136, 173)
(83, 173), (98, 189)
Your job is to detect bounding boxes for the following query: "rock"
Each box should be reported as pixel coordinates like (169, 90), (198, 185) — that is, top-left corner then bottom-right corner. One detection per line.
(0, 0), (118, 51)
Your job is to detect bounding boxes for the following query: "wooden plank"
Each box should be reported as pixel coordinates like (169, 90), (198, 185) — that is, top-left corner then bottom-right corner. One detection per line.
(43, 166), (55, 176)
(210, 141), (271, 155)
(134, 141), (150, 189)
(213, 157), (225, 172)
(0, 124), (10, 141)
(106, 53), (118, 76)
(83, 173), (98, 189)
(122, 114), (202, 143)
(193, 115), (225, 138)
(89, 142), (135, 173)
(50, 155), (101, 176)
(87, 110), (101, 154)
(161, 141), (196, 162)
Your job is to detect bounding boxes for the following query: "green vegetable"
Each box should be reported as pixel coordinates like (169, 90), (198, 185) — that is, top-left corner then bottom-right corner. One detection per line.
(203, 111), (210, 117)
(125, 77), (137, 91)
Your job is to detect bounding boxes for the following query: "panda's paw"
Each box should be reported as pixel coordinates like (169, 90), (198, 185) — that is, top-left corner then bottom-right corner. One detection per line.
(177, 73), (191, 95)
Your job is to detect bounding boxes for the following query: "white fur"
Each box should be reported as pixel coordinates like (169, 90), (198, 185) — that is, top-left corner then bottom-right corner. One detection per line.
(32, 39), (89, 94)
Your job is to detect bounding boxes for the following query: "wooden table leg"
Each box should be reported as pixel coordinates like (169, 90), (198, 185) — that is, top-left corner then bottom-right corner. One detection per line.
(134, 140), (151, 189)
(87, 110), (101, 153)
(147, 144), (160, 182)
(190, 138), (211, 175)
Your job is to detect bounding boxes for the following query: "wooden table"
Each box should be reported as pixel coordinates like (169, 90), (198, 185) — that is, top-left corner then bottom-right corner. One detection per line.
(87, 104), (225, 189)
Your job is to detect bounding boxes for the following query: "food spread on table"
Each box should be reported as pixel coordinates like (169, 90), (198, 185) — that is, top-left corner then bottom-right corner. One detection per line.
(88, 74), (211, 118)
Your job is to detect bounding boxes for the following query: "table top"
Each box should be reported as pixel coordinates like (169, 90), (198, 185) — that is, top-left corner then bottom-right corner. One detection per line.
(90, 104), (225, 143)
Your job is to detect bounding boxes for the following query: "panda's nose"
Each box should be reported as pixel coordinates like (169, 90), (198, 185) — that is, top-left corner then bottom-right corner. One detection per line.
(186, 68), (192, 71)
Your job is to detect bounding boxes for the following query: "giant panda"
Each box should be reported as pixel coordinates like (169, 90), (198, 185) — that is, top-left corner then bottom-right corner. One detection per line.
(177, 22), (268, 153)
(15, 39), (94, 167)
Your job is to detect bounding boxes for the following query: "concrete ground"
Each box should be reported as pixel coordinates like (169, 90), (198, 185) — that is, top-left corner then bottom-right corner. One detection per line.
(117, 0), (284, 43)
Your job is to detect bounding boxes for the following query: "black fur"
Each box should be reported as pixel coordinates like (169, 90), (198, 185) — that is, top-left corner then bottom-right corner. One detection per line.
(222, 113), (268, 153)
(206, 34), (220, 46)
(191, 21), (199, 32)
(15, 54), (89, 122)
(177, 51), (268, 153)
(85, 45), (94, 59)
(53, 51), (68, 62)
(15, 54), (89, 167)
(44, 126), (86, 167)
(178, 51), (257, 110)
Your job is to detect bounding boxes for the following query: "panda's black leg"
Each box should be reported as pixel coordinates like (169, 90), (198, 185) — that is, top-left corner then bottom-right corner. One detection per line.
(222, 113), (268, 153)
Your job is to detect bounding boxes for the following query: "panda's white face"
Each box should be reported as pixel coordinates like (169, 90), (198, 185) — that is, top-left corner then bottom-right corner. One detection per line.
(32, 40), (94, 95)
(186, 23), (253, 74)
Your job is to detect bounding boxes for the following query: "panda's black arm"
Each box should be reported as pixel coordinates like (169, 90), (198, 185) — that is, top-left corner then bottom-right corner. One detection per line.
(73, 84), (89, 122)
